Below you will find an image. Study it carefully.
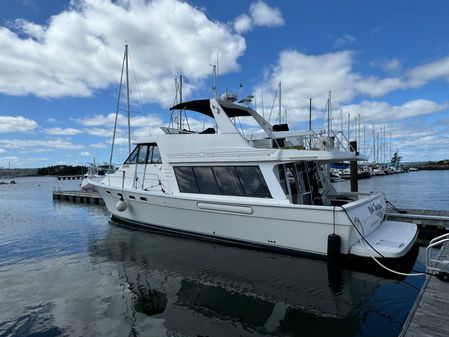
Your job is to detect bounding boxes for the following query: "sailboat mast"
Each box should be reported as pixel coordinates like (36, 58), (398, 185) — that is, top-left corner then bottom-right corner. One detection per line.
(125, 44), (131, 155)
(278, 82), (282, 124)
(328, 91), (332, 136)
(109, 46), (127, 168)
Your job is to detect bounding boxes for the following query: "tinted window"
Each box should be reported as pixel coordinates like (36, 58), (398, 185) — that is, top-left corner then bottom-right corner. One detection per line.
(193, 167), (221, 194)
(213, 167), (244, 196)
(174, 167), (199, 193)
(235, 166), (271, 198)
(137, 145), (148, 164)
(125, 146), (139, 164)
(151, 145), (162, 164)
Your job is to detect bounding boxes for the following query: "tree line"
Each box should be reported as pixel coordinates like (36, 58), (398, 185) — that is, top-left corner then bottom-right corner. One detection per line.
(37, 165), (87, 176)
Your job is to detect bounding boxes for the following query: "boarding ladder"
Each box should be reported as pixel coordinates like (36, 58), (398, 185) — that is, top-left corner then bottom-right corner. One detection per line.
(425, 233), (449, 281)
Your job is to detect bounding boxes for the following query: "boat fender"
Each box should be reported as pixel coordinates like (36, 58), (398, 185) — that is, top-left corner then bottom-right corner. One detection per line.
(327, 233), (341, 264)
(116, 198), (127, 212)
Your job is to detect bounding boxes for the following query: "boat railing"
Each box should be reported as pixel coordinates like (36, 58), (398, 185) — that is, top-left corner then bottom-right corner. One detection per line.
(425, 233), (449, 277)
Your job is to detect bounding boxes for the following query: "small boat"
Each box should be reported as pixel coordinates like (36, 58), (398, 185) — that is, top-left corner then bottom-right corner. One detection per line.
(91, 97), (417, 259)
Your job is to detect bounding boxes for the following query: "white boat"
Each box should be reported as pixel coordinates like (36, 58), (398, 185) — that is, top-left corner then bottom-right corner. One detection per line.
(90, 98), (417, 259)
(81, 163), (116, 191)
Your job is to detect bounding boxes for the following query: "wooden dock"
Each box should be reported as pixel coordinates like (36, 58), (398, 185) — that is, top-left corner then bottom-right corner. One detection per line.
(386, 208), (449, 229)
(57, 175), (84, 180)
(400, 241), (449, 337)
(52, 190), (104, 205)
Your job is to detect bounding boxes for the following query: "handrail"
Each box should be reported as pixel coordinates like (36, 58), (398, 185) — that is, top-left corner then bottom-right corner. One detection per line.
(425, 233), (449, 273)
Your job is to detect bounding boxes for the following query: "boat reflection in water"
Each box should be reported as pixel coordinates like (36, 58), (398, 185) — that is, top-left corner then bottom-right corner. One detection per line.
(89, 221), (421, 337)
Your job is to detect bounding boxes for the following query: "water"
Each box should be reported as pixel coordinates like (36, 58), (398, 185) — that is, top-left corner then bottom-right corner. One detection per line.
(0, 172), (446, 337)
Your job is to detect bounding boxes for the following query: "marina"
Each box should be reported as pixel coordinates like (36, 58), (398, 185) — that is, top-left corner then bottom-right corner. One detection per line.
(1, 2), (449, 336)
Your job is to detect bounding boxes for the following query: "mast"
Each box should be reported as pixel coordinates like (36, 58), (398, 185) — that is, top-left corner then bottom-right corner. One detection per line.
(109, 45), (127, 168)
(328, 91), (332, 136)
(179, 74), (183, 129)
(278, 82), (282, 124)
(308, 98), (312, 130)
(125, 44), (131, 155)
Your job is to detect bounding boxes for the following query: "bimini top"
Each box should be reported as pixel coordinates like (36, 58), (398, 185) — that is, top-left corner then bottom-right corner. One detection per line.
(170, 99), (256, 118)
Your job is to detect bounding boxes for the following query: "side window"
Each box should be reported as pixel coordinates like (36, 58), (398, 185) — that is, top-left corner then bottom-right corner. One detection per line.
(174, 167), (199, 193)
(235, 166), (271, 198)
(151, 145), (162, 164)
(124, 146), (139, 164)
(146, 146), (154, 164)
(137, 145), (148, 164)
(193, 167), (221, 194)
(213, 167), (244, 196)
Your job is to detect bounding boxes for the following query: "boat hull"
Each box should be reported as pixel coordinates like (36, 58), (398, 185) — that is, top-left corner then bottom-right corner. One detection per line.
(95, 185), (417, 259)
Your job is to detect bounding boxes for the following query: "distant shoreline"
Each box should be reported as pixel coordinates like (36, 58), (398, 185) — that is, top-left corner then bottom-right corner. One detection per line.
(1, 161), (448, 178)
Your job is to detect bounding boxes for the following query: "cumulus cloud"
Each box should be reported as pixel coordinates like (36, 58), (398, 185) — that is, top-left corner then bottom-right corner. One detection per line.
(342, 99), (448, 122)
(0, 0), (246, 106)
(45, 127), (83, 135)
(234, 0), (284, 33)
(256, 50), (449, 119)
(0, 116), (38, 133)
(249, 1), (284, 27)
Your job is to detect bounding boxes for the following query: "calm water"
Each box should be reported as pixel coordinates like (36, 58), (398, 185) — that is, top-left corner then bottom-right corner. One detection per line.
(0, 172), (446, 337)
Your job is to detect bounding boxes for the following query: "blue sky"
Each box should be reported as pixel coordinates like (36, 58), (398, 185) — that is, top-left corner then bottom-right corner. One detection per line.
(1, 0), (448, 168)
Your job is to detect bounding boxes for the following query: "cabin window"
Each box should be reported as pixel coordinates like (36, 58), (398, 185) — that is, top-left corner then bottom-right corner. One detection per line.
(192, 167), (221, 194)
(124, 146), (139, 164)
(235, 166), (271, 198)
(213, 167), (244, 196)
(174, 165), (271, 198)
(137, 145), (148, 164)
(125, 143), (163, 164)
(174, 167), (199, 193)
(150, 145), (162, 164)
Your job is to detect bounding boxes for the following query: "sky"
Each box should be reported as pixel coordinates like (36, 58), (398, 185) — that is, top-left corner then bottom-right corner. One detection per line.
(1, 0), (449, 168)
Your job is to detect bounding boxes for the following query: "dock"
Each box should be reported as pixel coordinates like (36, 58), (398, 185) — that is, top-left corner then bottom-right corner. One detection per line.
(52, 190), (104, 205)
(57, 175), (84, 180)
(386, 208), (449, 229)
(400, 241), (449, 337)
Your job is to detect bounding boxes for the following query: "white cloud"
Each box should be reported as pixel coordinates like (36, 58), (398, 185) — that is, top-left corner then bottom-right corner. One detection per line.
(259, 50), (358, 110)
(80, 151), (92, 156)
(256, 50), (449, 118)
(0, 116), (38, 133)
(0, 139), (84, 150)
(234, 14), (252, 34)
(0, 0), (246, 106)
(90, 142), (108, 148)
(45, 127), (83, 135)
(234, 0), (284, 33)
(407, 55), (449, 86)
(0, 148), (5, 154)
(334, 34), (356, 49)
(249, 1), (284, 27)
(370, 58), (402, 73)
(342, 99), (448, 122)
(76, 113), (162, 128)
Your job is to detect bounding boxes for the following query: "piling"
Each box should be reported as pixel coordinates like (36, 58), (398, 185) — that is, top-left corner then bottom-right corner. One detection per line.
(349, 140), (358, 192)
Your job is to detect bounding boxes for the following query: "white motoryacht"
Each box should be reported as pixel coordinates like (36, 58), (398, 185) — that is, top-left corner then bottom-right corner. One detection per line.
(90, 97), (417, 259)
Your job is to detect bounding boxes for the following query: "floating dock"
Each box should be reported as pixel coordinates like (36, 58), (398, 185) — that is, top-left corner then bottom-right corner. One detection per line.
(400, 241), (449, 337)
(387, 208), (449, 229)
(52, 190), (104, 205)
(57, 175), (84, 180)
